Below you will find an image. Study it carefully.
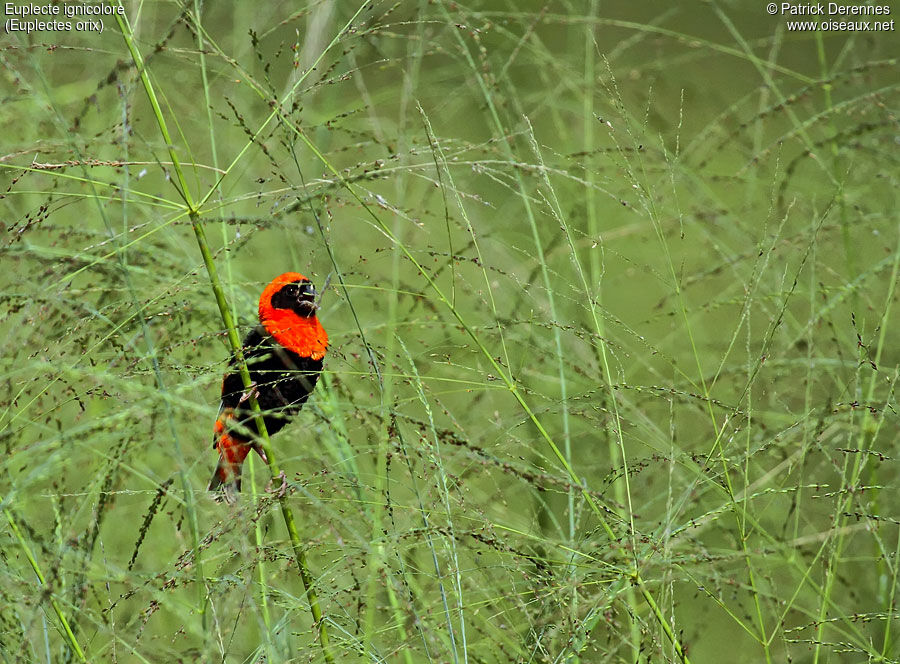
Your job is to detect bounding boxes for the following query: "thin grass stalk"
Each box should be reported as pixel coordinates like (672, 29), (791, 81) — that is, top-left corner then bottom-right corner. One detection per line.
(581, 9), (643, 659)
(633, 574), (690, 664)
(399, 339), (466, 662)
(193, 191), (335, 664)
(5, 507), (87, 663)
(115, 10), (334, 662)
(432, 8), (687, 658)
(190, 0), (275, 652)
(285, 150), (399, 662)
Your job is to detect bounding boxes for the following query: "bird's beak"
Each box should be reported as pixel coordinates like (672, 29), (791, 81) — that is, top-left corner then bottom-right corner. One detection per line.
(296, 285), (318, 316)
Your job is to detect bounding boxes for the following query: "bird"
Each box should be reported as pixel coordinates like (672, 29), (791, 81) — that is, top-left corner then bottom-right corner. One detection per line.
(207, 272), (328, 503)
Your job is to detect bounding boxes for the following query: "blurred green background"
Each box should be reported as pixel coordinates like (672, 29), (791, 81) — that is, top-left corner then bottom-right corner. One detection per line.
(1, 1), (898, 662)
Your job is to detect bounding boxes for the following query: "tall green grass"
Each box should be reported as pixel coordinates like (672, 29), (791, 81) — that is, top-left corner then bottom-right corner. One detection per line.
(1, 2), (897, 662)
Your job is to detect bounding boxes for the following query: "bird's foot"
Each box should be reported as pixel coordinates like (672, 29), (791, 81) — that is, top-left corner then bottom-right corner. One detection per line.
(238, 382), (259, 406)
(265, 470), (287, 499)
(251, 443), (269, 464)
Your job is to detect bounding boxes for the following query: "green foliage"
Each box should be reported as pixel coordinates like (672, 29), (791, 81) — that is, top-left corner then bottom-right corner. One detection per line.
(1, 2), (897, 662)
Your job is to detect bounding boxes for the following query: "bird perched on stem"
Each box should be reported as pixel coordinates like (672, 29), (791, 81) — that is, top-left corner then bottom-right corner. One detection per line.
(208, 272), (328, 503)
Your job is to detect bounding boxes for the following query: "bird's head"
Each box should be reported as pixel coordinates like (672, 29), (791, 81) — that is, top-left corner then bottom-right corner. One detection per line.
(258, 272), (328, 360)
(267, 273), (318, 318)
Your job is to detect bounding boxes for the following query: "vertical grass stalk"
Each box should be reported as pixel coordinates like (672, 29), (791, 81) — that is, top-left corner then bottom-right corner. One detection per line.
(5, 508), (87, 663)
(115, 10), (333, 662)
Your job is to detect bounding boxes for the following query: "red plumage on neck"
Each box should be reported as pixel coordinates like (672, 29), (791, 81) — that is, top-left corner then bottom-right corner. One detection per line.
(260, 309), (327, 360)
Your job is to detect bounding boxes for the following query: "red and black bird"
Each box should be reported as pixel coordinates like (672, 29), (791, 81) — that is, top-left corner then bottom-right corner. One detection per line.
(208, 272), (328, 502)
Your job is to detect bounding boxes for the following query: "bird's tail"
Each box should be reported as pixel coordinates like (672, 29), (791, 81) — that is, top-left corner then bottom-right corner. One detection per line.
(208, 409), (251, 504)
